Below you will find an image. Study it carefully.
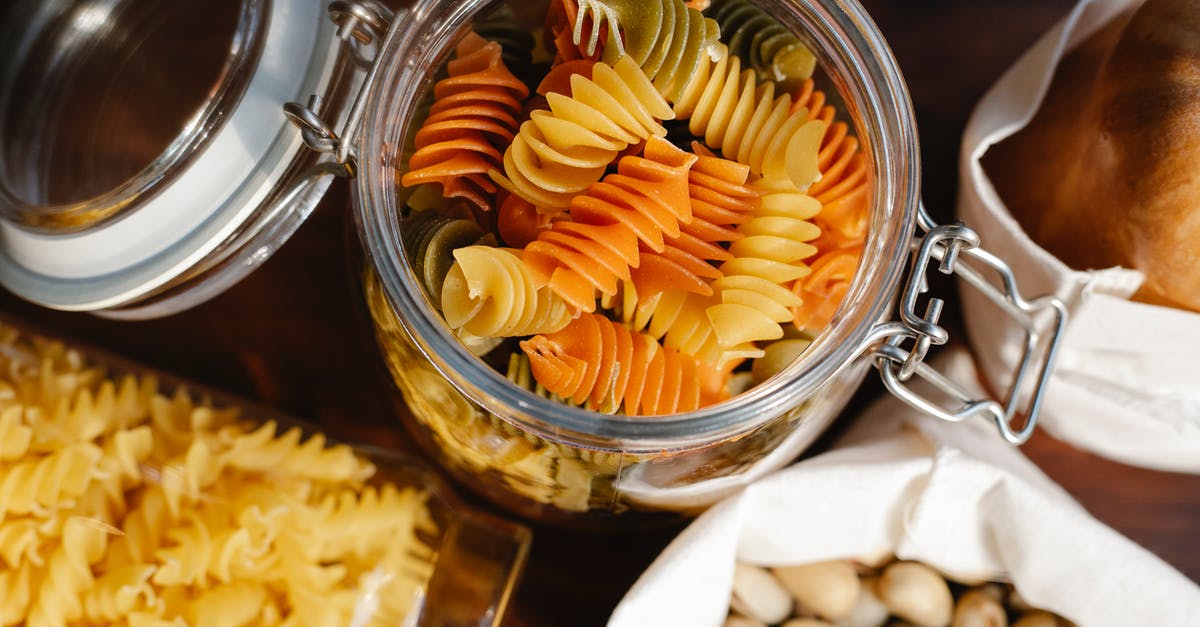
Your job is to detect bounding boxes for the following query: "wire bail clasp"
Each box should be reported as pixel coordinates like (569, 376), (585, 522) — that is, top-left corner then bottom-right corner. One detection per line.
(868, 207), (1067, 444)
(283, 0), (399, 175)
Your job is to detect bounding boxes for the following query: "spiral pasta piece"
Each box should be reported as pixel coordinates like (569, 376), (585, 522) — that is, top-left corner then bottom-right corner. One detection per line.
(790, 79), (869, 237)
(185, 582), (270, 627)
(791, 246), (862, 332)
(27, 516), (109, 626)
(522, 136), (697, 311)
(676, 147), (760, 257)
(625, 149), (763, 364)
(223, 422), (374, 484)
(0, 407), (32, 462)
(572, 0), (720, 101)
(497, 192), (555, 248)
(706, 191), (819, 349)
(441, 245), (575, 338)
(84, 564), (158, 622)
(545, 0), (605, 63)
(782, 79), (869, 328)
(400, 32), (530, 212)
(0, 563), (32, 626)
(673, 44), (826, 191)
(0, 520), (40, 571)
(707, 0), (817, 86)
(520, 313), (726, 415)
(490, 56), (673, 210)
(401, 210), (490, 304)
(0, 443), (101, 520)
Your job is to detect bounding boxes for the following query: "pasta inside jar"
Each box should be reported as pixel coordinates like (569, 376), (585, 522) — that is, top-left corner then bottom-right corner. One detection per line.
(361, 0), (905, 521)
(396, 0), (867, 416)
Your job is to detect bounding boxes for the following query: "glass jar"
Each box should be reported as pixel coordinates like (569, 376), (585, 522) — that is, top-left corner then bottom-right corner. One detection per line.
(351, 0), (1066, 520)
(0, 0), (1065, 523)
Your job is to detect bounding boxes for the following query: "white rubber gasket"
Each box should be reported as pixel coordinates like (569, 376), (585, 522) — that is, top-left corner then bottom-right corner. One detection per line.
(0, 0), (330, 310)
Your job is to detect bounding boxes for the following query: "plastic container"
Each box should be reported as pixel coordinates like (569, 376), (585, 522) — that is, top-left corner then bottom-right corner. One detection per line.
(0, 313), (531, 626)
(0, 0), (1065, 522)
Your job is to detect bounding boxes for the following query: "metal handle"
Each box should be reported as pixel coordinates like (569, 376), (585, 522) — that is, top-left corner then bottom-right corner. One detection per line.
(868, 205), (1067, 444)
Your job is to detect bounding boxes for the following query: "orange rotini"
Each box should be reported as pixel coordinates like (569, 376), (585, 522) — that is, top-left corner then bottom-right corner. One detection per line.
(522, 136), (698, 311)
(520, 313), (728, 415)
(490, 56), (673, 210)
(401, 31), (529, 212)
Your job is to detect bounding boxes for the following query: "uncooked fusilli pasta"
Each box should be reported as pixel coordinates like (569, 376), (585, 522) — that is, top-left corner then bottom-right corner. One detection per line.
(0, 324), (439, 626)
(441, 245), (575, 337)
(490, 56), (673, 210)
(520, 313), (728, 415)
(706, 0), (816, 87)
(400, 32), (529, 212)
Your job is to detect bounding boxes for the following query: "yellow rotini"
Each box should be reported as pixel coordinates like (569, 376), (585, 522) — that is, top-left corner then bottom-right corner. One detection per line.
(489, 55), (674, 210)
(673, 43), (826, 191)
(573, 0), (721, 99)
(441, 245), (576, 338)
(0, 324), (438, 626)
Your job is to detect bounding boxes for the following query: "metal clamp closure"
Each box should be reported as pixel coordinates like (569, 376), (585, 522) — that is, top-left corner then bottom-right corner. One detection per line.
(870, 212), (1067, 444)
(283, 0), (399, 174)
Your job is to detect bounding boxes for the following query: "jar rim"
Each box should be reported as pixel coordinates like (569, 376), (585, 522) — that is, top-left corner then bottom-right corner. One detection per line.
(356, 0), (920, 451)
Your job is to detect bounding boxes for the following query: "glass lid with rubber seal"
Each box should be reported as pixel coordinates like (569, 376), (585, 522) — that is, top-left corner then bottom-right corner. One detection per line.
(0, 0), (372, 318)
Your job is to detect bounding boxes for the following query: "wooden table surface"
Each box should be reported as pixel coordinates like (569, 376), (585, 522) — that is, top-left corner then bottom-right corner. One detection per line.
(4, 1), (1198, 625)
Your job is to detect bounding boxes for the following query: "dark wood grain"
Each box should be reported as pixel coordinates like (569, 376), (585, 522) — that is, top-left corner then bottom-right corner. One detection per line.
(2, 2), (1196, 625)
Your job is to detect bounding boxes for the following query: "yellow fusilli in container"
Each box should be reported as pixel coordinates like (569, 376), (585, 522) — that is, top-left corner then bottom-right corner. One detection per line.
(0, 317), (530, 627)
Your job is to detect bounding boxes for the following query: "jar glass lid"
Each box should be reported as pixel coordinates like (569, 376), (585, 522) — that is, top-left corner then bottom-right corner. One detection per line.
(0, 0), (349, 316)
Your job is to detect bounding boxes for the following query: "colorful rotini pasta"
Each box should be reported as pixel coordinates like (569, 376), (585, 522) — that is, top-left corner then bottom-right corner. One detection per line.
(566, 0), (721, 101)
(489, 55), (674, 210)
(441, 245), (575, 337)
(522, 136), (698, 311)
(673, 43), (827, 191)
(791, 245), (862, 332)
(785, 78), (869, 330)
(706, 0), (817, 87)
(520, 313), (728, 415)
(390, 1), (870, 420)
(402, 209), (491, 305)
(400, 31), (530, 212)
(0, 324), (439, 626)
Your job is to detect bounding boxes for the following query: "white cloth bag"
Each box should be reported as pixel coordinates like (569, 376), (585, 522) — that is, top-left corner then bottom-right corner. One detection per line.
(609, 350), (1200, 627)
(958, 0), (1200, 472)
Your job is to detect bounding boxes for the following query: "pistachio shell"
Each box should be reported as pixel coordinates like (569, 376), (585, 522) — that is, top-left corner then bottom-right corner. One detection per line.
(774, 560), (861, 621)
(878, 562), (953, 627)
(837, 576), (889, 627)
(732, 563), (794, 625)
(952, 589), (1007, 627)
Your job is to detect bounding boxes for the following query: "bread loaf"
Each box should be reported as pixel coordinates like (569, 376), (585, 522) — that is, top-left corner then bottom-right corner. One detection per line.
(985, 0), (1200, 311)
